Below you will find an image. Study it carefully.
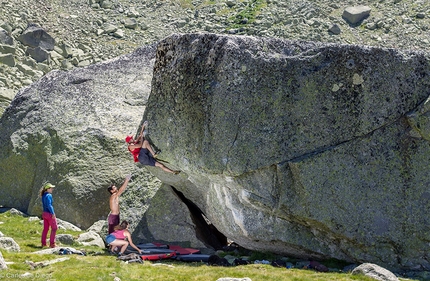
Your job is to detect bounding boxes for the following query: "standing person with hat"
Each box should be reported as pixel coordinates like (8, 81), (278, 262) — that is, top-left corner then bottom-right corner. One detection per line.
(39, 183), (58, 248)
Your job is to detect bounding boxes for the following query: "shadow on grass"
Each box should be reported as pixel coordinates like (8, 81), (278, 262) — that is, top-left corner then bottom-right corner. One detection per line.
(26, 243), (44, 250)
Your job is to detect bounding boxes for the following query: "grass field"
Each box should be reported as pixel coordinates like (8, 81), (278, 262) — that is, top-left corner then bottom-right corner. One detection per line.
(0, 210), (414, 281)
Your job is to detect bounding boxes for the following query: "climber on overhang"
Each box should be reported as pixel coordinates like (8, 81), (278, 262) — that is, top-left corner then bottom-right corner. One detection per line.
(125, 121), (180, 174)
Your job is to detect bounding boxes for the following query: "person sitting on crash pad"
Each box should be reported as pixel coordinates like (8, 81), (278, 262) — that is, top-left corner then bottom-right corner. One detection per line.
(105, 220), (142, 256)
(126, 121), (179, 174)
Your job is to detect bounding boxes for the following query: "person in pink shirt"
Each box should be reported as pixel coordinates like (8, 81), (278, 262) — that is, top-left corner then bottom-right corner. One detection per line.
(105, 220), (142, 256)
(40, 183), (58, 248)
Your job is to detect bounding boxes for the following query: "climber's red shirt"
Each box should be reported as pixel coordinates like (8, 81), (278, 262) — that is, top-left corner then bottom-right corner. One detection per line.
(128, 147), (140, 162)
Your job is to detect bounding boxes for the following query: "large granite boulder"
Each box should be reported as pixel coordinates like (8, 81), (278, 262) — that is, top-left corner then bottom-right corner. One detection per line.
(143, 33), (430, 272)
(1, 32), (430, 273)
(0, 44), (160, 229)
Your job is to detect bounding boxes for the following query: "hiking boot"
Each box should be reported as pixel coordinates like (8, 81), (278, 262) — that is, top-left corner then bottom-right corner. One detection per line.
(50, 244), (57, 248)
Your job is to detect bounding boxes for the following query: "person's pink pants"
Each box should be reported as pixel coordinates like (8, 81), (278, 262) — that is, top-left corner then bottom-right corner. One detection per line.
(41, 212), (58, 247)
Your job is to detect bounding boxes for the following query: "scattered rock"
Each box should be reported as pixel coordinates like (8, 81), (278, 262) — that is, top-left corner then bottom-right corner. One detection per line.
(102, 23), (118, 34)
(328, 24), (341, 35)
(86, 220), (106, 234)
(25, 257), (69, 269)
(0, 251), (7, 270)
(352, 263), (399, 281)
(113, 29), (124, 38)
(124, 18), (137, 29)
(416, 13), (425, 19)
(342, 6), (371, 25)
(226, 1), (236, 8)
(0, 28), (13, 45)
(16, 63), (38, 76)
(0, 44), (15, 54)
(57, 219), (82, 231)
(0, 0), (428, 110)
(17, 25), (55, 51)
(56, 234), (75, 245)
(28, 216), (39, 222)
(25, 46), (49, 62)
(0, 237), (20, 252)
(8, 208), (26, 216)
(76, 231), (105, 248)
(126, 7), (139, 18)
(60, 59), (74, 69)
(0, 53), (15, 67)
(33, 248), (60, 255)
(101, 0), (114, 9)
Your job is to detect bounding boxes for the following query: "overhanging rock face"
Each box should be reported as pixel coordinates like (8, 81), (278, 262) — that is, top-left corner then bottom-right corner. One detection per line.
(145, 33), (430, 271)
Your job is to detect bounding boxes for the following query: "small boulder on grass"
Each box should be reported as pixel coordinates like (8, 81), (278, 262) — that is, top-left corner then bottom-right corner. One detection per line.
(342, 6), (371, 25)
(57, 219), (82, 231)
(0, 237), (20, 252)
(76, 231), (105, 248)
(56, 234), (74, 245)
(8, 208), (27, 217)
(352, 263), (399, 281)
(0, 251), (7, 269)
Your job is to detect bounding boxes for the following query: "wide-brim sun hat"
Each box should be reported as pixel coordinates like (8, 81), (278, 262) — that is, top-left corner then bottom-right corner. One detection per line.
(44, 183), (55, 190)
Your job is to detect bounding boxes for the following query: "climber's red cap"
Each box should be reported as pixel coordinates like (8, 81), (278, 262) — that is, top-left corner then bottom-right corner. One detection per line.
(125, 135), (133, 143)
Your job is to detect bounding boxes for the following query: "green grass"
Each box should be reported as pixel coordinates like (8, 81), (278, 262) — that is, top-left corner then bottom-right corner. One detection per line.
(0, 210), (412, 281)
(227, 0), (267, 29)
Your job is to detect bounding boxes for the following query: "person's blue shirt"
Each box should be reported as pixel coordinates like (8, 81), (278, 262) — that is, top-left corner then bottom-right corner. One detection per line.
(42, 193), (55, 214)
